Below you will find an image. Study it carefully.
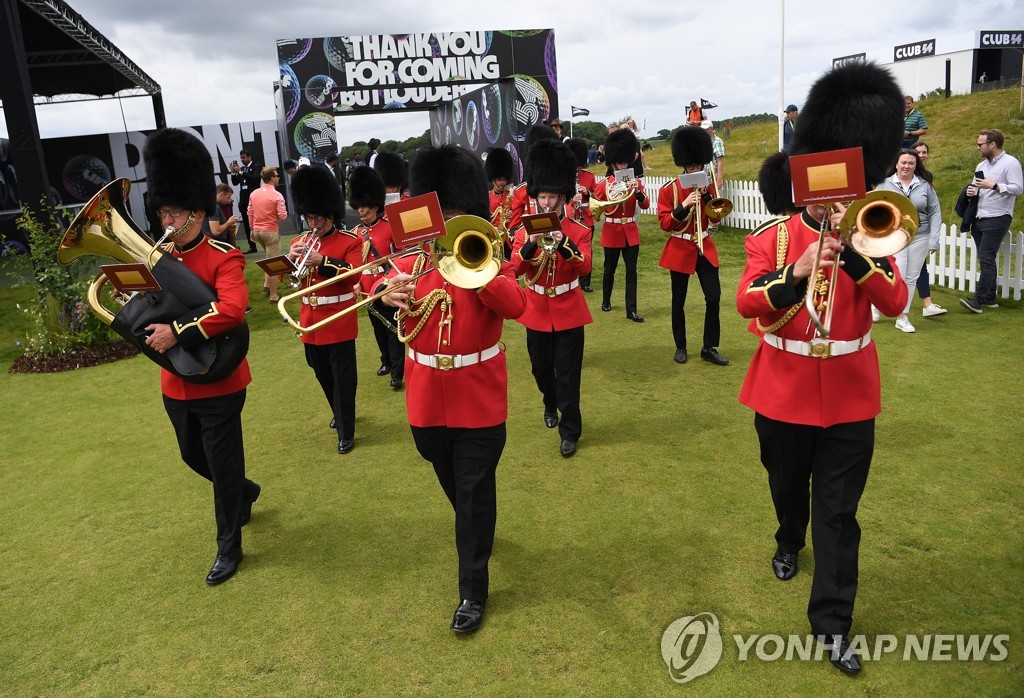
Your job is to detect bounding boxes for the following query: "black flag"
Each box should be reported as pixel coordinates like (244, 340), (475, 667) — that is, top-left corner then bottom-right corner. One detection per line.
(571, 105), (590, 117)
(700, 98), (718, 110)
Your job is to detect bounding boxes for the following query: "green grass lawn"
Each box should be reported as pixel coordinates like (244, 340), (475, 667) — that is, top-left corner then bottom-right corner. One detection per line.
(1, 222), (1021, 695)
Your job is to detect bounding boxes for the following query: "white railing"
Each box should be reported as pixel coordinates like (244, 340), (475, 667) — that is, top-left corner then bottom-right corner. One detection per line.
(631, 176), (1022, 301)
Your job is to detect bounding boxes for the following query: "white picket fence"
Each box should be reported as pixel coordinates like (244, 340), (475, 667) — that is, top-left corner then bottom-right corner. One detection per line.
(632, 176), (1023, 301)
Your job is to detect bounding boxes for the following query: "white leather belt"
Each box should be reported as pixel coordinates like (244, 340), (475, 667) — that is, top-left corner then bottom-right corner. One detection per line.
(605, 217), (631, 224)
(529, 279), (579, 297)
(672, 231), (709, 241)
(361, 266), (385, 275)
(302, 292), (354, 307)
(408, 343), (501, 371)
(763, 331), (872, 359)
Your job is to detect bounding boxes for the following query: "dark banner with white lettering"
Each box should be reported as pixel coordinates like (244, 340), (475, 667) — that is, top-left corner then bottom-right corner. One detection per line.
(831, 53), (866, 69)
(894, 39), (936, 62)
(276, 29), (558, 163)
(979, 30), (1024, 48)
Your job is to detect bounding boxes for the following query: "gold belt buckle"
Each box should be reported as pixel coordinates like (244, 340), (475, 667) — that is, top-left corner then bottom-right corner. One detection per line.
(436, 355), (454, 371)
(545, 287), (556, 296)
(309, 295), (318, 308)
(809, 338), (831, 358)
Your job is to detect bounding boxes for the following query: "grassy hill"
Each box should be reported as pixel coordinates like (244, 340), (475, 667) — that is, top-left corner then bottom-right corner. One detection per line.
(639, 87), (1024, 231)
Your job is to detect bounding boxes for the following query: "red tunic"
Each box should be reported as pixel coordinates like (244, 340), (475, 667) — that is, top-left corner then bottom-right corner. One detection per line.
(356, 217), (394, 296)
(489, 187), (514, 241)
(510, 217), (593, 332)
(390, 255), (526, 428)
(595, 176), (646, 248)
(571, 169), (597, 230)
(163, 236), (251, 400)
(298, 227), (363, 346)
(736, 211), (909, 427)
(657, 179), (721, 273)
(507, 183), (530, 232)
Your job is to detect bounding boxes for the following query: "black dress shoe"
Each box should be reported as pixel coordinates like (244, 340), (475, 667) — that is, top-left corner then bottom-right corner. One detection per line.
(772, 550), (798, 580)
(820, 634), (862, 674)
(451, 599), (485, 633)
(560, 439), (577, 457)
(241, 480), (261, 526)
(206, 549), (243, 585)
(627, 311), (644, 323)
(390, 376), (404, 390)
(376, 364), (389, 377)
(329, 418), (336, 430)
(544, 412), (558, 428)
(338, 439), (355, 454)
(674, 349), (688, 364)
(582, 284), (593, 292)
(244, 248), (258, 255)
(601, 303), (612, 312)
(700, 347), (730, 366)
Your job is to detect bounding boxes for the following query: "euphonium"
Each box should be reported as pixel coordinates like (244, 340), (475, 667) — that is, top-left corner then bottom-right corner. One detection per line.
(58, 178), (249, 382)
(589, 178), (636, 221)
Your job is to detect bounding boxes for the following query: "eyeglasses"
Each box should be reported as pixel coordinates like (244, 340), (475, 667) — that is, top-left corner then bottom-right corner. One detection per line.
(157, 208), (186, 219)
(977, 141), (992, 147)
(305, 215), (328, 224)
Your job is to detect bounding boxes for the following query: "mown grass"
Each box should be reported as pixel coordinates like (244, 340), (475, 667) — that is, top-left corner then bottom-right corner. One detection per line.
(1, 220), (1021, 695)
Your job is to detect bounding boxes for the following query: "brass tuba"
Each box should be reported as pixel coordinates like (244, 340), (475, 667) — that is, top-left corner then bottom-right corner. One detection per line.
(58, 179), (249, 382)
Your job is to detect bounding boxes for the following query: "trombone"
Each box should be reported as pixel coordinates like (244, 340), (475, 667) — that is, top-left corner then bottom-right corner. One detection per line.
(278, 215), (502, 335)
(804, 190), (918, 339)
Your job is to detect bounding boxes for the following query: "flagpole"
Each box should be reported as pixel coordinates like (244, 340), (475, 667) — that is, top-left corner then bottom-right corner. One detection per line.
(779, 0), (785, 151)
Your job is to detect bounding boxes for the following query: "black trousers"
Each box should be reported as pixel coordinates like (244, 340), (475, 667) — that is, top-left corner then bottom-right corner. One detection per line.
(238, 192), (255, 249)
(163, 390), (252, 555)
(602, 245), (640, 314)
(526, 326), (585, 442)
(411, 423), (506, 601)
(670, 260), (721, 351)
(754, 413), (874, 636)
(369, 300), (404, 380)
(304, 340), (357, 441)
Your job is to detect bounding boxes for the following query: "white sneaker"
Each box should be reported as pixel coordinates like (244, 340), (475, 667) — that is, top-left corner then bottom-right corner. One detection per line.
(871, 307), (881, 323)
(895, 315), (916, 333)
(922, 304), (947, 317)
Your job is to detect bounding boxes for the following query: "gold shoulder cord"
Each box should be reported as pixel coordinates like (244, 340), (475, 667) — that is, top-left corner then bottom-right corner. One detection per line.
(396, 253), (452, 346)
(673, 182), (697, 229)
(755, 222), (802, 334)
(522, 248), (554, 287)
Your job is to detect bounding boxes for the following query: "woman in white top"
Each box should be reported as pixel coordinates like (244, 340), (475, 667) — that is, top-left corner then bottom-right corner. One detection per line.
(876, 148), (942, 333)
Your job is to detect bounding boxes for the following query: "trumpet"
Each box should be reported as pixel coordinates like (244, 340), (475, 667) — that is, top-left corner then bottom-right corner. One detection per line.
(803, 190), (917, 339)
(288, 231), (323, 288)
(278, 215), (502, 336)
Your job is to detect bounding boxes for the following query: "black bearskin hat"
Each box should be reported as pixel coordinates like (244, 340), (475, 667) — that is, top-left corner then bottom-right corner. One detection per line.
(373, 151), (408, 190)
(758, 61), (904, 214)
(348, 166), (386, 211)
(291, 164), (344, 221)
(485, 147), (515, 182)
(671, 126), (713, 167)
(565, 138), (589, 168)
(523, 124), (559, 168)
(409, 145), (489, 220)
(143, 128), (216, 215)
(604, 128), (639, 166)
(526, 139), (577, 199)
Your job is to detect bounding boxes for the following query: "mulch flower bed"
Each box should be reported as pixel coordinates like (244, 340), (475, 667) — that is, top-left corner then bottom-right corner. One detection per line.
(9, 341), (139, 374)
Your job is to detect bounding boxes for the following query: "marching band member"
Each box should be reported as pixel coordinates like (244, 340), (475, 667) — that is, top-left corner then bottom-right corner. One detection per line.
(374, 149), (409, 206)
(141, 128), (259, 585)
(508, 125), (560, 231)
(511, 139), (593, 458)
(657, 127), (729, 366)
(737, 62), (909, 675)
(486, 147), (516, 259)
(380, 145), (527, 634)
(350, 166), (403, 389)
(288, 165), (364, 454)
(566, 137), (596, 292)
(595, 128), (647, 322)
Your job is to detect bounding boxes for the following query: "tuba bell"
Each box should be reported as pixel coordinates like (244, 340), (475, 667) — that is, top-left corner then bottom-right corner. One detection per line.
(58, 178), (249, 382)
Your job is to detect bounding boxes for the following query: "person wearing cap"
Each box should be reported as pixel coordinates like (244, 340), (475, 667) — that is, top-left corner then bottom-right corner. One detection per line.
(287, 165), (364, 455)
(379, 145), (527, 634)
(595, 127), (647, 322)
(511, 139), (593, 458)
(365, 138), (381, 168)
(229, 149), (262, 254)
(485, 147), (516, 259)
(549, 118), (566, 141)
(783, 105), (799, 153)
(350, 165), (402, 389)
(566, 137), (597, 292)
(142, 128), (260, 586)
(658, 127), (729, 367)
(737, 62), (909, 675)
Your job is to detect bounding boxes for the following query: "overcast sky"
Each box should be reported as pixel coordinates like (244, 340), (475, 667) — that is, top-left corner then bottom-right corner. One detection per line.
(4, 0), (1022, 145)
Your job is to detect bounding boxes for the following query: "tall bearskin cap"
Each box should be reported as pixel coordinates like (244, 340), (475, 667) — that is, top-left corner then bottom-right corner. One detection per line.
(409, 145), (489, 220)
(671, 126), (713, 167)
(485, 147), (515, 182)
(758, 61), (904, 214)
(373, 151), (408, 190)
(604, 128), (639, 167)
(348, 166), (386, 211)
(565, 138), (589, 168)
(143, 128), (216, 215)
(292, 164), (344, 221)
(526, 139), (578, 200)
